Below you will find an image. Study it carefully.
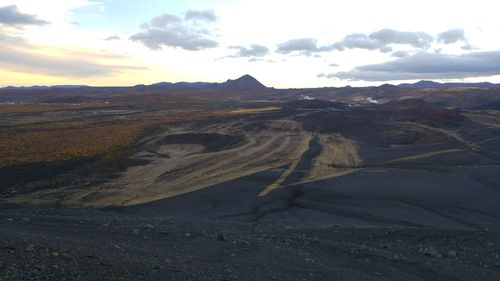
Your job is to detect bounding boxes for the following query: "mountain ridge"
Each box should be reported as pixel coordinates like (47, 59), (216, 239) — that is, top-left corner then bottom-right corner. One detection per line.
(3, 77), (500, 91)
(398, 80), (500, 89)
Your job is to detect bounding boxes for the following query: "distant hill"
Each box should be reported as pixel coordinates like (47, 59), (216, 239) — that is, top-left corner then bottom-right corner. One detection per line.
(371, 83), (402, 94)
(1, 75), (268, 92)
(2, 85), (88, 90)
(5, 77), (500, 92)
(399, 80), (500, 89)
(135, 74), (267, 92)
(217, 74), (267, 91)
(135, 81), (212, 91)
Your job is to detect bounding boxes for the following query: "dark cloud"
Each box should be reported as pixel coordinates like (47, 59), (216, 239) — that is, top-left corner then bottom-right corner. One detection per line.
(131, 29), (218, 51)
(131, 12), (218, 51)
(280, 29), (436, 56)
(185, 10), (217, 22)
(0, 5), (48, 26)
(438, 29), (466, 44)
(148, 14), (182, 28)
(391, 50), (410, 58)
(379, 46), (393, 53)
(329, 51), (500, 81)
(332, 29), (433, 52)
(0, 34), (145, 77)
(276, 38), (331, 55)
(369, 29), (433, 49)
(332, 33), (379, 51)
(230, 44), (269, 57)
(277, 38), (318, 54)
(461, 43), (474, 51)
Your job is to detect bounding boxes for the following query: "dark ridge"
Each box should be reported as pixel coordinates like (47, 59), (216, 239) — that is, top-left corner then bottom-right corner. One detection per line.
(218, 74), (267, 91)
(137, 74), (267, 91)
(283, 99), (348, 109)
(399, 80), (500, 89)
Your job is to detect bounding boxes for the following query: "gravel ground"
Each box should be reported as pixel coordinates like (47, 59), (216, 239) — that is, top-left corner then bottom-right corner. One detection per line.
(1, 205), (500, 281)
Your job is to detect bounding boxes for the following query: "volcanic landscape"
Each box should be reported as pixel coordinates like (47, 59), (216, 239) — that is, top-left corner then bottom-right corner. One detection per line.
(1, 75), (500, 280)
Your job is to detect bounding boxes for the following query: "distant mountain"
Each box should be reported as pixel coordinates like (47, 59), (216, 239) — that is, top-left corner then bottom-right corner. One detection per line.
(2, 85), (49, 90)
(217, 74), (267, 91)
(137, 75), (268, 92)
(398, 80), (441, 89)
(1, 85), (88, 90)
(51, 85), (89, 89)
(139, 81), (213, 90)
(372, 83), (402, 94)
(399, 80), (500, 89)
(1, 75), (268, 92)
(6, 77), (500, 92)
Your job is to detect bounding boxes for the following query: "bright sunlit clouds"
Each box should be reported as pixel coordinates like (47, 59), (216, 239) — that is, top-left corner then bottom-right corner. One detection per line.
(1, 0), (500, 87)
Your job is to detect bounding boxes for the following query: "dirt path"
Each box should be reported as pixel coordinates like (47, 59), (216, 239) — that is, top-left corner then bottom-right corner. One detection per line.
(259, 133), (312, 196)
(381, 149), (466, 164)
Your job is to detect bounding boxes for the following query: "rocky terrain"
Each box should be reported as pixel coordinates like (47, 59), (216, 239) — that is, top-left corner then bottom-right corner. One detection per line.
(1, 76), (500, 280)
(1, 204), (500, 281)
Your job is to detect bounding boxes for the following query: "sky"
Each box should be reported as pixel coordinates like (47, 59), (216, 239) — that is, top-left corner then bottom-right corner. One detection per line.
(1, 0), (500, 88)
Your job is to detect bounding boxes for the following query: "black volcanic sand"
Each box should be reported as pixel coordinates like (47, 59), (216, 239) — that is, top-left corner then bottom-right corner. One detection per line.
(0, 155), (146, 196)
(2, 106), (500, 280)
(3, 149), (499, 280)
(1, 175), (500, 280)
(122, 166), (500, 230)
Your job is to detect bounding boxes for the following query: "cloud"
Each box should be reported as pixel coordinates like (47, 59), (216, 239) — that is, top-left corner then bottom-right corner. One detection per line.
(185, 10), (217, 22)
(0, 34), (145, 77)
(131, 29), (218, 51)
(333, 29), (433, 52)
(379, 46), (393, 53)
(329, 63), (339, 67)
(280, 29), (435, 56)
(230, 44), (269, 57)
(438, 29), (473, 50)
(329, 51), (500, 81)
(0, 5), (48, 26)
(246, 58), (276, 63)
(277, 38), (317, 54)
(369, 29), (433, 49)
(438, 29), (466, 44)
(131, 12), (218, 51)
(0, 48), (136, 77)
(147, 14), (182, 28)
(276, 38), (331, 55)
(461, 44), (474, 51)
(104, 35), (120, 41)
(332, 33), (379, 51)
(391, 50), (410, 58)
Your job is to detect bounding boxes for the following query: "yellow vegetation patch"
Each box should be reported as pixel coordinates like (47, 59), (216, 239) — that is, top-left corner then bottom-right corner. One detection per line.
(229, 107), (280, 114)
(307, 134), (362, 181)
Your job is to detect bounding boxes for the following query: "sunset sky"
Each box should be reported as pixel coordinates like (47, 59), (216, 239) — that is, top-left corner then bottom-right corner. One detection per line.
(1, 0), (500, 88)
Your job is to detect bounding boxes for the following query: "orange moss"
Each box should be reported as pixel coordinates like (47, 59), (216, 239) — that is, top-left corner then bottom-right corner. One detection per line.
(0, 122), (148, 168)
(0, 106), (280, 168)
